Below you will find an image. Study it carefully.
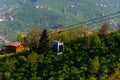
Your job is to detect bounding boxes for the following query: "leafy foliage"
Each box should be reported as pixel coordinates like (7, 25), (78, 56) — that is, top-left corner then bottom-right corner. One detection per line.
(24, 28), (41, 51)
(0, 28), (120, 80)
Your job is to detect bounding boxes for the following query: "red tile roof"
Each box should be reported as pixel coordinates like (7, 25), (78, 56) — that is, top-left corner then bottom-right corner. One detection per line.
(5, 41), (21, 47)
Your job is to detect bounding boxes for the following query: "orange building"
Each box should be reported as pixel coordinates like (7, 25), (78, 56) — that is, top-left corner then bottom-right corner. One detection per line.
(5, 41), (25, 53)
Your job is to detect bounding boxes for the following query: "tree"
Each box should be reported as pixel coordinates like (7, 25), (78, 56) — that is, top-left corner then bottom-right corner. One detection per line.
(2, 58), (16, 80)
(98, 22), (110, 37)
(2, 58), (16, 73)
(17, 32), (25, 44)
(37, 29), (49, 54)
(27, 52), (38, 80)
(90, 56), (100, 74)
(24, 28), (41, 51)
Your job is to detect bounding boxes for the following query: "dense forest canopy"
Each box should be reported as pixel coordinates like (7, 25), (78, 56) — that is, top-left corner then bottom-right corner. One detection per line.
(0, 24), (120, 79)
(0, 0), (120, 79)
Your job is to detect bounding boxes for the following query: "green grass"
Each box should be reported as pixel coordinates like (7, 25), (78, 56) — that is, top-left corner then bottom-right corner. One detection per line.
(0, 53), (16, 58)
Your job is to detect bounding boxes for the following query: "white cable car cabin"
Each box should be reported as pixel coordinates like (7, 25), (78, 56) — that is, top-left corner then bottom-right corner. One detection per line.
(52, 40), (64, 54)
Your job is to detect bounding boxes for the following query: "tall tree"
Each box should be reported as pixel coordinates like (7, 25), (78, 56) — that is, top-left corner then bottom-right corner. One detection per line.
(37, 29), (49, 54)
(98, 22), (110, 37)
(24, 28), (41, 51)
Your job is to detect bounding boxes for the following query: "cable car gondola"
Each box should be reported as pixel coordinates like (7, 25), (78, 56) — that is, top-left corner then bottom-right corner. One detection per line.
(52, 40), (64, 54)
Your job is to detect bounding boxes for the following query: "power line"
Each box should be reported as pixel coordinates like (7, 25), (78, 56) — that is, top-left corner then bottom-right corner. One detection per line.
(67, 11), (120, 28)
(87, 14), (120, 26)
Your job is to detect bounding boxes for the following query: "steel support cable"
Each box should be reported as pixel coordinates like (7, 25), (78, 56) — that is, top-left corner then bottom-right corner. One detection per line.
(86, 14), (120, 26)
(67, 11), (120, 27)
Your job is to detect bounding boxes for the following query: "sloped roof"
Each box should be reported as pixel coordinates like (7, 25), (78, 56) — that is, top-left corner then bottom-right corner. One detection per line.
(5, 41), (21, 47)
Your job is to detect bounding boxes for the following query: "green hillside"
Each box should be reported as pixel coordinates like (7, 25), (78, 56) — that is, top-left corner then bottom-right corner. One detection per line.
(0, 0), (120, 40)
(0, 26), (120, 79)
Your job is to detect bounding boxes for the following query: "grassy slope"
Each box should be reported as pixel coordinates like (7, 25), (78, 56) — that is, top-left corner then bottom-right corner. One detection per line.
(0, 0), (120, 40)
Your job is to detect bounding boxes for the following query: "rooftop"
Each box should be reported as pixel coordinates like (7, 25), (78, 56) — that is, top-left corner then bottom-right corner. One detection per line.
(5, 41), (21, 47)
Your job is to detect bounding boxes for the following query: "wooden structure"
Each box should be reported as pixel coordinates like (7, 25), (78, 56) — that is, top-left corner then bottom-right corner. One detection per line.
(5, 41), (25, 53)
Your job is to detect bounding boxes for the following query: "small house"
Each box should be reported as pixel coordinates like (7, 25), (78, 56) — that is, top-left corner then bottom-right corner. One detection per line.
(5, 41), (25, 53)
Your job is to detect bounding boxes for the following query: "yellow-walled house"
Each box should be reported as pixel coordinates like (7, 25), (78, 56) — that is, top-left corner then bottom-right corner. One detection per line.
(5, 41), (25, 53)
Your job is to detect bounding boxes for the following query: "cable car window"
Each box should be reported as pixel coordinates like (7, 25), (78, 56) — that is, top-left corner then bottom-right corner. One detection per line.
(52, 43), (58, 53)
(59, 45), (64, 52)
(52, 43), (58, 49)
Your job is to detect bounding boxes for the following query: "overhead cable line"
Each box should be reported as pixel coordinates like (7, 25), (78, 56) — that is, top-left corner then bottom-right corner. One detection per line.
(67, 11), (120, 27)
